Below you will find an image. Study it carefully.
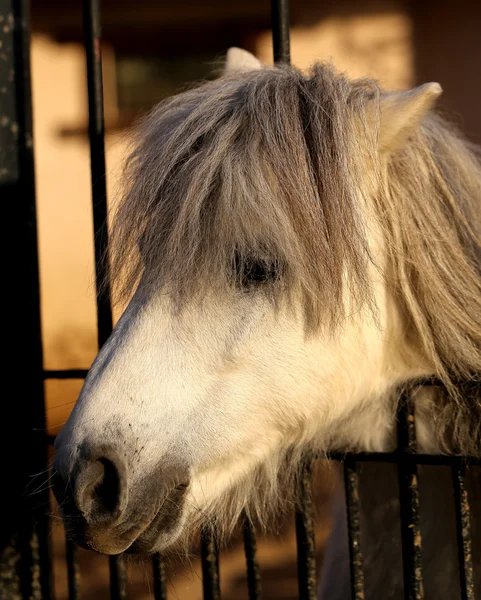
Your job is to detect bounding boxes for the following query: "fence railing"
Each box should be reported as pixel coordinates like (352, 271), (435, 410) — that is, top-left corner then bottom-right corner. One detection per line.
(2, 0), (480, 598)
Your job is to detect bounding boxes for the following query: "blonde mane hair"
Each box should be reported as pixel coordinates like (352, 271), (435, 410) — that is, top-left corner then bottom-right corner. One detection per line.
(107, 63), (481, 455)
(382, 111), (481, 454)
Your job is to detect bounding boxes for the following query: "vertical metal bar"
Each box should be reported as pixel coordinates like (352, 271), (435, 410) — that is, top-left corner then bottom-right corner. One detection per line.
(109, 555), (127, 600)
(243, 516), (262, 600)
(272, 8), (315, 597)
(82, 0), (113, 347)
(152, 554), (168, 600)
(452, 464), (474, 600)
(397, 393), (424, 600)
(295, 459), (317, 600)
(201, 527), (220, 600)
(343, 458), (365, 600)
(0, 0), (53, 597)
(66, 537), (80, 600)
(271, 0), (290, 64)
(82, 2), (126, 597)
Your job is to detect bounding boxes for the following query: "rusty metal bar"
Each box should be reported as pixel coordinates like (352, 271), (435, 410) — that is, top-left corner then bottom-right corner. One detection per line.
(109, 555), (127, 600)
(344, 458), (365, 600)
(452, 464), (475, 600)
(152, 554), (168, 600)
(295, 459), (317, 600)
(243, 516), (262, 600)
(82, 0), (113, 348)
(0, 0), (53, 597)
(201, 528), (221, 600)
(272, 6), (316, 597)
(271, 0), (290, 64)
(66, 536), (81, 600)
(397, 393), (424, 600)
(82, 0), (127, 596)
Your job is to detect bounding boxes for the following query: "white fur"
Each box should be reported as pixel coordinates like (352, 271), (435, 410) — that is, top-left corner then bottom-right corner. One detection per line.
(57, 239), (431, 551)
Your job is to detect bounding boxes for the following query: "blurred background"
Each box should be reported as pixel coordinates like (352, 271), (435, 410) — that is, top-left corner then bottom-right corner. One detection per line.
(28, 0), (480, 597)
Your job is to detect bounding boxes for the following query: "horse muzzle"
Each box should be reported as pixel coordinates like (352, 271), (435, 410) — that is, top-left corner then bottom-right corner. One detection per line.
(51, 440), (190, 554)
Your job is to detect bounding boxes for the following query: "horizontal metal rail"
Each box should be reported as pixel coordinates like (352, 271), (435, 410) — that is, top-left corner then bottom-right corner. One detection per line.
(326, 452), (481, 467)
(44, 369), (89, 379)
(46, 433), (481, 467)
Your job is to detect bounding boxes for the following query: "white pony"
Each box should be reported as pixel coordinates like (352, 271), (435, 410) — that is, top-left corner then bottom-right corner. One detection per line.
(52, 48), (481, 597)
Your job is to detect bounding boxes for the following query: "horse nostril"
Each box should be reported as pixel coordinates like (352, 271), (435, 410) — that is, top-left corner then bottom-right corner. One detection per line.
(74, 453), (127, 524)
(93, 458), (120, 514)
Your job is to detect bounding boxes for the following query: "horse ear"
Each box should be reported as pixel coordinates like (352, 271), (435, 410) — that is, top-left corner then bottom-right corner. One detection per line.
(378, 82), (442, 154)
(224, 47), (262, 74)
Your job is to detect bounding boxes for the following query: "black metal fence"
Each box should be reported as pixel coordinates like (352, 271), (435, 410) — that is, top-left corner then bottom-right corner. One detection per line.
(1, 0), (480, 599)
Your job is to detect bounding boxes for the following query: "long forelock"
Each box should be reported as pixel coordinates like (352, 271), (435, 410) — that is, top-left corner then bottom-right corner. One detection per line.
(107, 63), (377, 328)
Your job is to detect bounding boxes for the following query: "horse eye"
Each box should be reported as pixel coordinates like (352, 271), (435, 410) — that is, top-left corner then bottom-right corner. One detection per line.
(233, 254), (279, 288)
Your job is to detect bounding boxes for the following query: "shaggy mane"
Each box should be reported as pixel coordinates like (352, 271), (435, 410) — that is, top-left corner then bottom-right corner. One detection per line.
(108, 64), (377, 327)
(382, 112), (481, 454)
(107, 62), (481, 455)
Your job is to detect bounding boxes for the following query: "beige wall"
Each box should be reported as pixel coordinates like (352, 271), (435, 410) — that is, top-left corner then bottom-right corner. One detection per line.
(32, 36), (126, 433)
(257, 11), (413, 88)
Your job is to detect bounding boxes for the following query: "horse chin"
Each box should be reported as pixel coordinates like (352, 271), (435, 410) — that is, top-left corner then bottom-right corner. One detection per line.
(125, 520), (187, 555)
(124, 484), (191, 554)
(63, 479), (191, 556)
